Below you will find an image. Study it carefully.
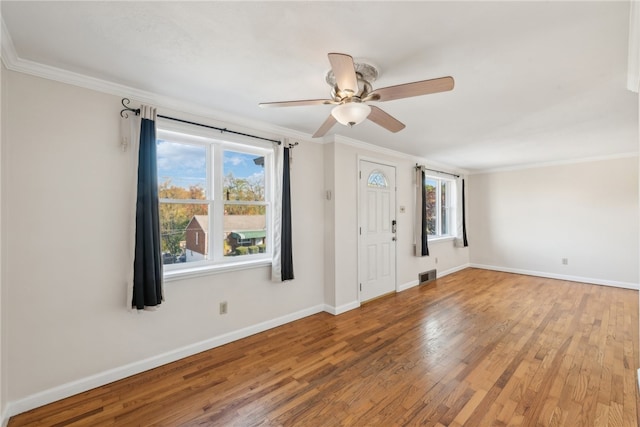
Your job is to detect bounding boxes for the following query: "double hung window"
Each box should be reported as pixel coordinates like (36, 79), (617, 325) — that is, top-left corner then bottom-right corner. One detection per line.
(156, 125), (272, 272)
(424, 175), (454, 238)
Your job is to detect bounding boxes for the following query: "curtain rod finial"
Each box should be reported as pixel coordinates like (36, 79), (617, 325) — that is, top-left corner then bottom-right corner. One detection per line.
(120, 98), (140, 118)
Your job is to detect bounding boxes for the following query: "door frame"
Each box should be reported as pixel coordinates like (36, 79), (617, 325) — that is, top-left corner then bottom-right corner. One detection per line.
(357, 155), (398, 303)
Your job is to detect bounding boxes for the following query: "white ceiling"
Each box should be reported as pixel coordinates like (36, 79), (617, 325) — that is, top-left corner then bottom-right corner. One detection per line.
(2, 1), (638, 172)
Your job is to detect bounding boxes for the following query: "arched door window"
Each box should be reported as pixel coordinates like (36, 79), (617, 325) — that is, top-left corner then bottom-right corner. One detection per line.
(367, 170), (389, 188)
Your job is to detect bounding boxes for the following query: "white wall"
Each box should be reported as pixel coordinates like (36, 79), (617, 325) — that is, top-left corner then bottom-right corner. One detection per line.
(327, 138), (470, 310)
(323, 143), (336, 308)
(6, 65), (634, 418)
(468, 156), (639, 287)
(395, 161), (470, 287)
(0, 62), (5, 422)
(3, 70), (325, 407)
(1, 68), (472, 416)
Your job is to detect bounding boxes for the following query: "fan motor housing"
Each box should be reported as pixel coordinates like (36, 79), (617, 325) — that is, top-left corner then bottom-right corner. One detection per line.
(326, 62), (378, 101)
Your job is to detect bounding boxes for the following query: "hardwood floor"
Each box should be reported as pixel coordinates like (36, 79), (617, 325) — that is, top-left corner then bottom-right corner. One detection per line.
(9, 268), (640, 426)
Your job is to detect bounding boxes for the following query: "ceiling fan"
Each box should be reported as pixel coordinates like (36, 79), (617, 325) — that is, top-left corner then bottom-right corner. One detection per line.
(259, 53), (454, 138)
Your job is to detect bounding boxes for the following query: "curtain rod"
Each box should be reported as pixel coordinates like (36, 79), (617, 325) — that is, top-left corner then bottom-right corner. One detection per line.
(415, 163), (460, 178)
(120, 98), (281, 145)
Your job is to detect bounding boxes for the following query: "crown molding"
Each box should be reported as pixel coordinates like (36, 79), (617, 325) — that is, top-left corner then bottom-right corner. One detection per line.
(0, 22), (468, 175)
(0, 16), (18, 66)
(333, 134), (469, 176)
(469, 151), (639, 175)
(3, 16), (632, 176)
(1, 16), (315, 146)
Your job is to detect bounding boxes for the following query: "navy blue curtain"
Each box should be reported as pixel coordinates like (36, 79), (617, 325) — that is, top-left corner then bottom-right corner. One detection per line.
(420, 170), (429, 256)
(132, 115), (163, 309)
(462, 178), (468, 247)
(281, 147), (294, 280)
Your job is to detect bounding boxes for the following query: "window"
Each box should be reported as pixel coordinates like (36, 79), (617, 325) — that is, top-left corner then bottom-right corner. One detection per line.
(367, 170), (389, 188)
(424, 175), (454, 238)
(156, 126), (272, 272)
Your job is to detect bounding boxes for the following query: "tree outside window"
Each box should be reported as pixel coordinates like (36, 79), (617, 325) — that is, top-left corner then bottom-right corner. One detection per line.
(156, 134), (271, 269)
(424, 176), (453, 238)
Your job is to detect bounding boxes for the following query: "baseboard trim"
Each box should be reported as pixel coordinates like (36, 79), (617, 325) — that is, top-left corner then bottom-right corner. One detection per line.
(470, 263), (639, 290)
(9, 262), (629, 421)
(398, 279), (419, 292)
(398, 263), (471, 293)
(326, 263), (473, 314)
(1, 407), (9, 427)
(324, 300), (360, 315)
(437, 263), (471, 278)
(4, 304), (325, 420)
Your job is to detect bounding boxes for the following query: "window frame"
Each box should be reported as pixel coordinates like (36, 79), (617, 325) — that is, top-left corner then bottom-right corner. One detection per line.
(156, 121), (274, 278)
(424, 174), (455, 240)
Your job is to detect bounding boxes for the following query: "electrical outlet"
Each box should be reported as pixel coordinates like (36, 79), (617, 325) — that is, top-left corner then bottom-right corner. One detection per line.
(562, 258), (568, 265)
(220, 301), (228, 315)
(435, 257), (438, 264)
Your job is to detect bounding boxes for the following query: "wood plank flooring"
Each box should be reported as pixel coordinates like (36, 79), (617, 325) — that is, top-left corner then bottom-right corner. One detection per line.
(9, 268), (640, 426)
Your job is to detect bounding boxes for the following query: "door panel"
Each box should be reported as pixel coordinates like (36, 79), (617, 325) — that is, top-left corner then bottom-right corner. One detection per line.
(367, 244), (377, 280)
(381, 192), (390, 231)
(367, 191), (377, 232)
(359, 160), (396, 302)
(381, 242), (391, 277)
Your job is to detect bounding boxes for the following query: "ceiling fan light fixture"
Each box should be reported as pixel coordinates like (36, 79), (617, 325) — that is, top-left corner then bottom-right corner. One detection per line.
(259, 52), (454, 137)
(331, 102), (371, 127)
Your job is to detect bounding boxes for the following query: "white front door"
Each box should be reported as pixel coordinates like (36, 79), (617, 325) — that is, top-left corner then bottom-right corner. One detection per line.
(359, 160), (396, 302)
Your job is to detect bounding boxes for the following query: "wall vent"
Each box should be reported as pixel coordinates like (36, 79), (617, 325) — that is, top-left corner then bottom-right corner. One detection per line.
(419, 269), (437, 285)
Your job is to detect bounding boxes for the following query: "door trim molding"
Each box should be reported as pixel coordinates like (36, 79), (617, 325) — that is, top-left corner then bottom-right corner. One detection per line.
(357, 156), (398, 303)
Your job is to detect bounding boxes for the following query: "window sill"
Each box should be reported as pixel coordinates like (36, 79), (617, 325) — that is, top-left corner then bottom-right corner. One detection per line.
(164, 258), (272, 282)
(428, 236), (455, 243)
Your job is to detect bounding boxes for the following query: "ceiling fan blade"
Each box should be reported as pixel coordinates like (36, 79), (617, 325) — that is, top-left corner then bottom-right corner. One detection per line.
(368, 76), (454, 102)
(328, 53), (358, 94)
(367, 106), (405, 133)
(259, 99), (334, 108)
(312, 114), (337, 138)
